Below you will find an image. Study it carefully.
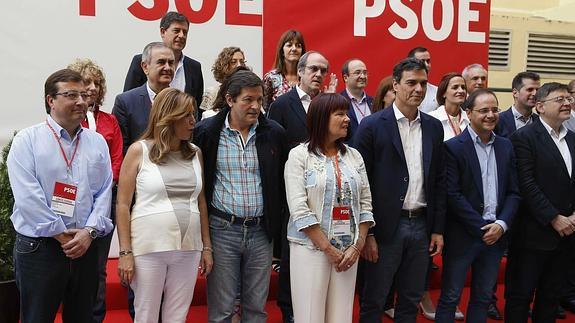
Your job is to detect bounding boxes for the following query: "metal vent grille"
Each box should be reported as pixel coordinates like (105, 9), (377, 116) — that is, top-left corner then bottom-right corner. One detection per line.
(489, 30), (511, 69)
(527, 33), (575, 77)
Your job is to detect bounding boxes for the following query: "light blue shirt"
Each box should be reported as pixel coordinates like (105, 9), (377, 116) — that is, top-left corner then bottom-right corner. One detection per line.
(467, 127), (507, 231)
(7, 116), (113, 237)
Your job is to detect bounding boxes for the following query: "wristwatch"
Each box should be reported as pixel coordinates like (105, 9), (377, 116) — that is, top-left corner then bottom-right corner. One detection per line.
(85, 227), (98, 239)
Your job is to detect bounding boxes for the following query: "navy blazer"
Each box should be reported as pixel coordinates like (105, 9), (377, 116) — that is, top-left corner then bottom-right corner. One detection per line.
(339, 90), (374, 142)
(353, 106), (446, 242)
(111, 84), (151, 155)
(267, 87), (308, 150)
(510, 119), (575, 250)
(494, 107), (539, 138)
(123, 54), (204, 119)
(443, 128), (520, 255)
(193, 107), (289, 240)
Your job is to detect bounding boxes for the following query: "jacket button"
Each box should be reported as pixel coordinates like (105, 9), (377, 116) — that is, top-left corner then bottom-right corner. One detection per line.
(400, 196), (405, 201)
(403, 177), (408, 182)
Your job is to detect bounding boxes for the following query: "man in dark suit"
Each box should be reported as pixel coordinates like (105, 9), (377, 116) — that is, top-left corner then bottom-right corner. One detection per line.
(354, 58), (446, 323)
(267, 50), (330, 323)
(435, 89), (520, 322)
(113, 42), (174, 155)
(505, 82), (575, 323)
(123, 11), (203, 120)
(495, 72), (540, 138)
(340, 58), (373, 142)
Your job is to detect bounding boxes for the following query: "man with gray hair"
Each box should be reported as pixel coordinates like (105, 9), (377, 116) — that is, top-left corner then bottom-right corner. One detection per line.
(462, 64), (488, 94)
(113, 42), (175, 155)
(123, 11), (203, 119)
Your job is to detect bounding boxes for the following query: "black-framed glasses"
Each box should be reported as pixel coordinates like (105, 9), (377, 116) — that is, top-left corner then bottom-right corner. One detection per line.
(305, 65), (328, 75)
(54, 91), (90, 101)
(540, 96), (575, 104)
(472, 108), (500, 115)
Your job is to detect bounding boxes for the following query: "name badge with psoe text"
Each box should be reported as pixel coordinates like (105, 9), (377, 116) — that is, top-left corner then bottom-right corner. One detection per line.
(51, 182), (77, 218)
(332, 206), (351, 236)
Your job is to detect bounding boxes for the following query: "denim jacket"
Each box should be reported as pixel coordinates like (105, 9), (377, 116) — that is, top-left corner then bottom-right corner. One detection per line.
(285, 143), (374, 248)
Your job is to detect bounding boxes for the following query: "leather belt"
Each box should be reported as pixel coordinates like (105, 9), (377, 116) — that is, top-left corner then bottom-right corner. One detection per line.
(210, 207), (262, 227)
(400, 208), (426, 218)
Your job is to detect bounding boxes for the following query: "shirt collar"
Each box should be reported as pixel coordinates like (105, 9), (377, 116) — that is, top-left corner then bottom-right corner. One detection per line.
(345, 88), (367, 103)
(296, 85), (312, 102)
(467, 125), (495, 146)
(393, 102), (420, 122)
(47, 115), (83, 140)
(146, 82), (159, 102)
(436, 105), (470, 122)
(224, 112), (259, 134)
(511, 105), (533, 122)
(540, 117), (568, 140)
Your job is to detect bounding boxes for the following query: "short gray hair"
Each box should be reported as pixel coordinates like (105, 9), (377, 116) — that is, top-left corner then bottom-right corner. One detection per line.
(142, 42), (171, 65)
(462, 63), (486, 79)
(297, 51), (329, 74)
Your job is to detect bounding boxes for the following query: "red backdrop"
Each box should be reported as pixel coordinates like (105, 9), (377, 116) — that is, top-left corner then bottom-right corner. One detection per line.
(263, 0), (490, 94)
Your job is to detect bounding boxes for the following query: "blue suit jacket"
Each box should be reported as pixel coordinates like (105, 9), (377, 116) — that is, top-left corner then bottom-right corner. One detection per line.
(353, 106), (446, 242)
(494, 107), (539, 138)
(267, 87), (308, 150)
(339, 90), (374, 142)
(111, 84), (151, 155)
(443, 128), (520, 255)
(123, 54), (204, 120)
(510, 119), (575, 250)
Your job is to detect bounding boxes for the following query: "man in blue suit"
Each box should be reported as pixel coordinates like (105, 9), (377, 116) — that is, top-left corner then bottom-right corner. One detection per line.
(505, 82), (575, 323)
(355, 58), (446, 323)
(123, 11), (203, 120)
(435, 89), (520, 322)
(494, 72), (540, 138)
(339, 58), (373, 142)
(113, 42), (175, 155)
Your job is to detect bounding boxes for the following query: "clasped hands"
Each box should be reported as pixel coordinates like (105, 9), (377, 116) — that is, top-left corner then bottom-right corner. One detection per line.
(551, 214), (575, 237)
(53, 228), (93, 259)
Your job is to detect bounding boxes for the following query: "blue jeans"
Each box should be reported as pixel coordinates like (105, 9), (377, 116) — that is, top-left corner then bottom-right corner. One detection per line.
(207, 215), (272, 323)
(14, 233), (98, 323)
(436, 239), (504, 323)
(359, 216), (430, 323)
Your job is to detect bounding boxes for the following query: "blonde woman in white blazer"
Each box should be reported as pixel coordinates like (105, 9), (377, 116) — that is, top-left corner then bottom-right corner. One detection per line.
(284, 93), (374, 323)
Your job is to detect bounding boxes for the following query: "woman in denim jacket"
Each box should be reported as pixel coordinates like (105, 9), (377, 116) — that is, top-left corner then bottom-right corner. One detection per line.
(284, 93), (374, 323)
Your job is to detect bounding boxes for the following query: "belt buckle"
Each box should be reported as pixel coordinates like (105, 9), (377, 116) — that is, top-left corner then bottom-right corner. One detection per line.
(243, 216), (256, 227)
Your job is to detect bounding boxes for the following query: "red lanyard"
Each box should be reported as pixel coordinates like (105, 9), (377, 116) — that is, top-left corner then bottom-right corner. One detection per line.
(46, 120), (80, 171)
(445, 106), (462, 136)
(352, 100), (368, 118)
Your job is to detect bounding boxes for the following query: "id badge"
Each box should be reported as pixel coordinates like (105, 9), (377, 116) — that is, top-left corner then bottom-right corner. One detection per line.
(51, 182), (77, 218)
(332, 206), (351, 237)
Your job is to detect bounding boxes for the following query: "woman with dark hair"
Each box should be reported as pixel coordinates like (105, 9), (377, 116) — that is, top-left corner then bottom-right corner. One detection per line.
(117, 88), (213, 323)
(200, 46), (246, 118)
(284, 93), (374, 323)
(263, 29), (306, 110)
(428, 73), (470, 141)
(372, 75), (395, 112)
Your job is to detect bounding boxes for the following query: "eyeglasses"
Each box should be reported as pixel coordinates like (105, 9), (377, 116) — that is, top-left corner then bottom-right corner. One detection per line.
(472, 108), (500, 115)
(351, 70), (369, 77)
(540, 96), (575, 104)
(54, 91), (90, 101)
(305, 65), (328, 75)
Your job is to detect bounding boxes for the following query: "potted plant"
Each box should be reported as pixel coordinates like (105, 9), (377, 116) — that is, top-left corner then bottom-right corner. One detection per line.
(0, 134), (19, 323)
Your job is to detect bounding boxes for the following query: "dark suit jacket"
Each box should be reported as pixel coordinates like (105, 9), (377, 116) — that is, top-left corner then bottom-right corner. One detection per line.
(340, 90), (374, 142)
(123, 54), (204, 119)
(494, 107), (539, 138)
(111, 84), (151, 155)
(444, 128), (520, 256)
(267, 87), (308, 150)
(353, 106), (446, 242)
(193, 108), (288, 240)
(510, 119), (575, 250)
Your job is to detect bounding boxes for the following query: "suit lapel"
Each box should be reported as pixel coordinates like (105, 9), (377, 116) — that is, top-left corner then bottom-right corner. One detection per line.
(503, 109), (516, 133)
(183, 57), (193, 94)
(461, 129), (483, 196)
(288, 89), (307, 127)
(382, 108), (406, 163)
(566, 131), (575, 181)
(493, 137), (507, 204)
(534, 120), (571, 179)
(420, 115), (432, 179)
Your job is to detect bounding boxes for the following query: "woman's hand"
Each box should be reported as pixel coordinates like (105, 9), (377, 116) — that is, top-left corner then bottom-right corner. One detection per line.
(323, 245), (344, 269)
(118, 254), (135, 286)
(337, 245), (361, 272)
(200, 250), (213, 277)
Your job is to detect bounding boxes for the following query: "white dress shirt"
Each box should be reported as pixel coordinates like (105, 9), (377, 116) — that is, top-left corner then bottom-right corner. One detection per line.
(418, 83), (439, 113)
(170, 54), (186, 92)
(296, 85), (312, 113)
(146, 82), (157, 103)
(428, 105), (471, 141)
(393, 104), (427, 210)
(540, 118), (572, 177)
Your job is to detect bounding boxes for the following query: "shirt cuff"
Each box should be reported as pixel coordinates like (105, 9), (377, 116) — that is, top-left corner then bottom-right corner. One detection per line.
(494, 220), (508, 233)
(84, 214), (114, 236)
(294, 213), (320, 232)
(359, 212), (376, 228)
(35, 218), (67, 237)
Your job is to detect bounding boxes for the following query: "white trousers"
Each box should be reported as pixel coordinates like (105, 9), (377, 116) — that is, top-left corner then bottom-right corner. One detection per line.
(290, 243), (358, 323)
(132, 250), (201, 323)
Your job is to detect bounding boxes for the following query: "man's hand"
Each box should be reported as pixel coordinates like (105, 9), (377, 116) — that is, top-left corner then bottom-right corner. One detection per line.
(481, 223), (504, 245)
(429, 233), (444, 257)
(360, 235), (378, 263)
(551, 215), (575, 237)
(53, 232), (74, 245)
(61, 228), (93, 259)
